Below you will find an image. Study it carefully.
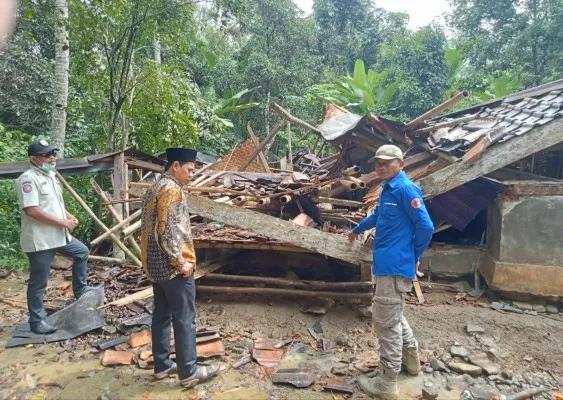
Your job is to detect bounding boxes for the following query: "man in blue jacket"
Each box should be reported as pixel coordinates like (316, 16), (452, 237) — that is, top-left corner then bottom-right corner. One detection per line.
(349, 145), (434, 399)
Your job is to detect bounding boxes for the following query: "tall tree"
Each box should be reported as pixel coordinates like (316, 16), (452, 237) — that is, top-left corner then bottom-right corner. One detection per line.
(51, 0), (69, 156)
(313, 0), (384, 74)
(377, 25), (449, 121)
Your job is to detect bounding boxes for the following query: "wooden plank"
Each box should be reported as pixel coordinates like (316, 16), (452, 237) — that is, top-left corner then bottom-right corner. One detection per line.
(488, 168), (561, 182)
(503, 181), (563, 196)
(125, 159), (164, 172)
(194, 240), (313, 253)
(186, 193), (371, 265)
(417, 120), (563, 198)
(247, 123), (272, 173)
(413, 280), (425, 304)
(239, 123), (284, 172)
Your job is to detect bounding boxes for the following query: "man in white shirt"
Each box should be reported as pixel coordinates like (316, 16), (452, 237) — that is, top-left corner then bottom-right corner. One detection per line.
(15, 140), (90, 334)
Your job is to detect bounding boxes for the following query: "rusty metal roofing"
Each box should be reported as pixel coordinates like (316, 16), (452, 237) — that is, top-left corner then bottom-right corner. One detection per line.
(424, 86), (563, 156)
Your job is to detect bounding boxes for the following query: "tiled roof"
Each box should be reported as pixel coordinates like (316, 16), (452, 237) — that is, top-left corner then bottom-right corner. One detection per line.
(423, 83), (563, 156)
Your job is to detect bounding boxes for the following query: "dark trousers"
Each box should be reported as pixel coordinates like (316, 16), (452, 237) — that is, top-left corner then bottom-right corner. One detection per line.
(26, 237), (89, 325)
(152, 274), (197, 379)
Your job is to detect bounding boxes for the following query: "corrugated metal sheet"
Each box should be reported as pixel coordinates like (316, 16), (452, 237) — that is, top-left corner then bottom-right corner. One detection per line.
(425, 88), (563, 156)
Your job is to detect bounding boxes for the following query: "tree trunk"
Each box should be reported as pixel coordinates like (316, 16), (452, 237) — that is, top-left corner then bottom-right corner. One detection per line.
(153, 33), (161, 65)
(51, 0), (69, 157)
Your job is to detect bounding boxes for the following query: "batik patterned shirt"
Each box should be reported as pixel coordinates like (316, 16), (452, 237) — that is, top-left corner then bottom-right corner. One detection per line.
(140, 175), (196, 283)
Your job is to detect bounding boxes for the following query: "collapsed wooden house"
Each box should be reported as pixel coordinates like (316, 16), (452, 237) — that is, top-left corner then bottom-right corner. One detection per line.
(1, 80), (562, 303)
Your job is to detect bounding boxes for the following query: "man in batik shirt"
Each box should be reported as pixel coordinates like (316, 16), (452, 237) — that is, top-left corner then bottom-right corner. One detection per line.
(141, 147), (219, 388)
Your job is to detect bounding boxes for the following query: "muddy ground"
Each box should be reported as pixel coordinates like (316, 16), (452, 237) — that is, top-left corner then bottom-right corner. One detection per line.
(0, 268), (562, 400)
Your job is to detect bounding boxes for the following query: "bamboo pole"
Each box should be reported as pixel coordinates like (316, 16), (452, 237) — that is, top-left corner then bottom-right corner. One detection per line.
(196, 285), (371, 300)
(54, 171), (142, 267)
(405, 91), (469, 129)
(122, 220), (142, 237)
(191, 162), (215, 180)
(279, 195), (292, 204)
(90, 209), (141, 245)
(195, 171), (225, 188)
(342, 166), (361, 176)
(345, 176), (366, 189)
(201, 274), (372, 291)
(131, 182), (252, 197)
(413, 114), (488, 133)
(90, 179), (142, 257)
(233, 196), (248, 206)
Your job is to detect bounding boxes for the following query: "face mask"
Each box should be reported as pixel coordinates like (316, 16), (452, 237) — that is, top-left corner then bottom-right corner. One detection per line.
(30, 156), (56, 172)
(39, 162), (56, 172)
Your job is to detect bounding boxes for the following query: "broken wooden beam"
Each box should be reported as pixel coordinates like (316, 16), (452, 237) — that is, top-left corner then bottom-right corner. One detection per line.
(186, 194), (371, 265)
(247, 123), (272, 173)
(197, 285), (371, 300)
(99, 256), (236, 309)
(239, 123), (284, 172)
(405, 91), (469, 129)
(418, 119), (563, 198)
(413, 114), (490, 133)
(201, 274), (372, 291)
(270, 102), (322, 135)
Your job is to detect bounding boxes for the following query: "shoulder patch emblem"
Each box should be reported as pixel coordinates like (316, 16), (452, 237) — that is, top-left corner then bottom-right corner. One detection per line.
(22, 182), (33, 193)
(411, 198), (422, 209)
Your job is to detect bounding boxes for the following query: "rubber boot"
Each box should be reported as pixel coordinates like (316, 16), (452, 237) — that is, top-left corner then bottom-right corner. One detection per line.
(357, 367), (399, 399)
(402, 346), (421, 375)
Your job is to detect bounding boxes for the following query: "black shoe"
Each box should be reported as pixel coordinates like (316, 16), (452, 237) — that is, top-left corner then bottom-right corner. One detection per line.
(30, 320), (57, 335)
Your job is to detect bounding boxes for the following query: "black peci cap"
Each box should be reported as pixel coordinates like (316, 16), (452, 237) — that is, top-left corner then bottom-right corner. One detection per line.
(27, 140), (60, 156)
(165, 148), (197, 163)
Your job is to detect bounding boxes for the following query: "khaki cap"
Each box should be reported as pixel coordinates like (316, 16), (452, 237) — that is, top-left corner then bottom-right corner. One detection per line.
(374, 144), (403, 160)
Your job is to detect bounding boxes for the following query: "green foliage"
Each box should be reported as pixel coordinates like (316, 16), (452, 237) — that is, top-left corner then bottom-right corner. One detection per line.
(308, 60), (399, 115)
(0, 125), (32, 268)
(377, 25), (449, 121)
(447, 0), (563, 87)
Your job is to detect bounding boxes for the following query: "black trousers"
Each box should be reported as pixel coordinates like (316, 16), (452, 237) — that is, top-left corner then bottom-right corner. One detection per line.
(26, 237), (89, 325)
(151, 274), (197, 379)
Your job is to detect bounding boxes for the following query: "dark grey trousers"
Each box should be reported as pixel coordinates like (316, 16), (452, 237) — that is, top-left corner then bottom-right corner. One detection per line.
(25, 237), (89, 326)
(152, 274), (197, 379)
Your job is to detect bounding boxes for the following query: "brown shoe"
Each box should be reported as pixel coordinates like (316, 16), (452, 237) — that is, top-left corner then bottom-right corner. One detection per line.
(180, 364), (220, 388)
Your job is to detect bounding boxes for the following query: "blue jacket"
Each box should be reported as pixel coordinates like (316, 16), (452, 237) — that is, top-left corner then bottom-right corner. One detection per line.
(352, 171), (434, 279)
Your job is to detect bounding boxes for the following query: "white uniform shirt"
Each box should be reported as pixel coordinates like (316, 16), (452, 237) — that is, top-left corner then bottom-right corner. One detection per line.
(15, 167), (71, 252)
